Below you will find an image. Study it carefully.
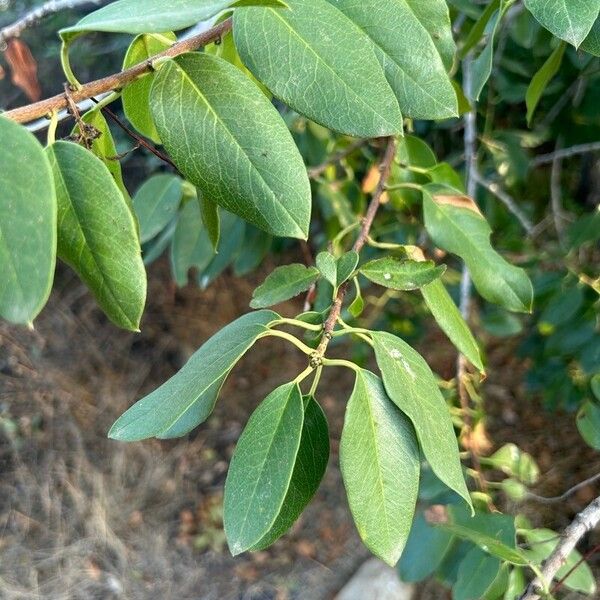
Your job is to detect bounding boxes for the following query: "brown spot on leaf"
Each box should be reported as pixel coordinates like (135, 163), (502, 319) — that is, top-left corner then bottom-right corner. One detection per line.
(434, 193), (483, 216)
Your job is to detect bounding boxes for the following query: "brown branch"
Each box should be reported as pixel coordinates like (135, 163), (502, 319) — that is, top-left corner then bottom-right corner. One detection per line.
(3, 18), (232, 124)
(519, 495), (600, 600)
(525, 471), (600, 505)
(315, 136), (397, 357)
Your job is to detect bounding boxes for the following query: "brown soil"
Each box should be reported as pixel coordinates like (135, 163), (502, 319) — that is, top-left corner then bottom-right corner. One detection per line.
(1, 259), (598, 599)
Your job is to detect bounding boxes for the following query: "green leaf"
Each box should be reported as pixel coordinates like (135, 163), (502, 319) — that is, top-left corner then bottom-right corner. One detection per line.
(372, 332), (472, 511)
(60, 0), (281, 39)
(453, 547), (501, 600)
(150, 53), (311, 239)
(592, 374), (600, 401)
(0, 117), (56, 326)
(133, 174), (182, 244)
(46, 141), (146, 331)
(526, 41), (566, 125)
(72, 109), (131, 205)
(422, 184), (533, 313)
(170, 199), (214, 287)
(441, 509), (528, 566)
(360, 257), (446, 291)
(397, 134), (437, 168)
(421, 279), (484, 372)
(460, 0), (500, 57)
(466, 7), (503, 102)
(233, 0), (403, 137)
(524, 0), (600, 48)
(122, 33), (175, 143)
(581, 17), (600, 55)
(522, 528), (597, 594)
(109, 310), (278, 441)
(198, 191), (221, 251)
(197, 210), (244, 288)
(234, 225), (272, 276)
(250, 264), (320, 309)
(398, 512), (454, 583)
(340, 370), (420, 566)
(332, 0), (458, 119)
(348, 277), (365, 318)
(224, 382), (304, 555)
(504, 568), (526, 600)
(251, 396), (329, 549)
(143, 217), (178, 266)
(577, 400), (600, 450)
(336, 251), (359, 286)
(316, 251), (338, 287)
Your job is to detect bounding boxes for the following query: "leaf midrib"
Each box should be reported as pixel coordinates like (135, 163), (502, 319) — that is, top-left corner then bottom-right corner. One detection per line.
(169, 60), (305, 237)
(267, 6), (399, 127)
(51, 150), (136, 329)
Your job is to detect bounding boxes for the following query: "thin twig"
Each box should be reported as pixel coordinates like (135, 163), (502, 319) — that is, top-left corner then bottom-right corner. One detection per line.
(0, 0), (107, 46)
(531, 141), (600, 167)
(472, 171), (534, 234)
(315, 137), (397, 357)
(308, 139), (368, 179)
(550, 140), (566, 245)
(518, 495), (600, 600)
(3, 18), (232, 124)
(525, 472), (600, 505)
(91, 99), (177, 169)
(551, 544), (600, 595)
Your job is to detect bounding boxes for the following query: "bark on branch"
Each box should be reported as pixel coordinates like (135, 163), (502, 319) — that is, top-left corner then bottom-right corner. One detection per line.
(2, 17), (232, 124)
(519, 495), (600, 600)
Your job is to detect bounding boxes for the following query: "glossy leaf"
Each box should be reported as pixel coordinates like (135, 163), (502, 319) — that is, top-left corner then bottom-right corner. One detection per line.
(348, 277), (365, 318)
(336, 251), (359, 286)
(122, 33), (175, 143)
(524, 0), (600, 48)
(466, 6), (503, 101)
(522, 528), (596, 594)
(251, 396), (329, 549)
(197, 211), (245, 289)
(109, 310), (279, 441)
(316, 251), (338, 288)
(576, 400), (600, 450)
(170, 199), (214, 287)
(224, 382), (304, 555)
(233, 0), (403, 137)
(454, 547), (501, 600)
(72, 109), (131, 204)
(150, 53), (311, 239)
(440, 511), (528, 566)
(398, 512), (454, 583)
(360, 257), (446, 291)
(61, 0), (284, 39)
(0, 116), (56, 325)
(372, 332), (472, 510)
(423, 184), (533, 313)
(340, 370), (420, 566)
(332, 0), (458, 119)
(46, 141), (146, 331)
(581, 17), (600, 55)
(198, 192), (221, 252)
(526, 41), (566, 125)
(421, 279), (484, 372)
(250, 264), (320, 309)
(133, 174), (182, 244)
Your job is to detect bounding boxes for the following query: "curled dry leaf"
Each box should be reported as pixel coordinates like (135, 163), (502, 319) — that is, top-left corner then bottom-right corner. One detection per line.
(5, 39), (41, 101)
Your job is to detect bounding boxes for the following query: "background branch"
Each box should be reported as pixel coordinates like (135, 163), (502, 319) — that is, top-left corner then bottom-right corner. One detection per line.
(0, 0), (107, 46)
(531, 141), (600, 167)
(519, 495), (600, 600)
(2, 17), (232, 123)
